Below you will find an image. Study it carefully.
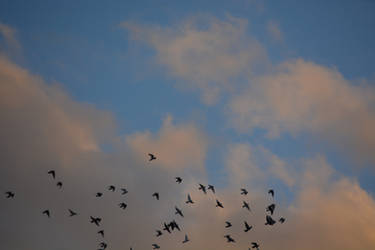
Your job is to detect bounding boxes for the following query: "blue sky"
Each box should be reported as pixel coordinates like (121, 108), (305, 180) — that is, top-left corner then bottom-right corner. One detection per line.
(1, 1), (375, 249)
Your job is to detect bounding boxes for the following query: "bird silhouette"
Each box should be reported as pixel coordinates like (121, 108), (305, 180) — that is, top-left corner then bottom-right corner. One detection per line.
(224, 235), (235, 243)
(268, 189), (274, 198)
(96, 192), (103, 197)
(98, 230), (104, 237)
(241, 188), (248, 195)
(68, 209), (77, 217)
(225, 221), (232, 228)
(169, 220), (180, 231)
(244, 221), (252, 232)
(99, 242), (107, 249)
(108, 185), (115, 192)
(175, 206), (183, 217)
(265, 215), (276, 225)
(242, 201), (251, 211)
(266, 203), (276, 215)
(152, 192), (159, 200)
(251, 242), (260, 250)
(121, 188), (128, 195)
(90, 216), (102, 226)
(47, 170), (55, 179)
(279, 217), (286, 223)
(119, 202), (127, 209)
(175, 177), (182, 184)
(5, 191), (15, 198)
(198, 184), (207, 194)
(208, 185), (215, 194)
(152, 244), (160, 249)
(155, 230), (162, 237)
(56, 182), (62, 188)
(182, 234), (189, 243)
(163, 222), (171, 234)
(148, 153), (156, 161)
(186, 194), (194, 204)
(215, 199), (224, 208)
(42, 210), (50, 218)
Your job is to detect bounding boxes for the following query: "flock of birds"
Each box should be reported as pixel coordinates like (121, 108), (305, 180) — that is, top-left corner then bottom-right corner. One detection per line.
(3, 153), (286, 249)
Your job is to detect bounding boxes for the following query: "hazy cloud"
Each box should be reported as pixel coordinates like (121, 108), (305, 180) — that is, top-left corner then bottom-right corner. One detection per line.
(267, 20), (284, 42)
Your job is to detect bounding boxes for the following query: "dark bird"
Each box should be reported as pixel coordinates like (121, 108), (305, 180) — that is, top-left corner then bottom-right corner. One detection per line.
(5, 191), (15, 198)
(90, 216), (102, 226)
(175, 177), (182, 184)
(175, 206), (183, 217)
(48, 170), (55, 179)
(224, 235), (235, 243)
(241, 188), (248, 195)
(242, 201), (251, 211)
(121, 188), (128, 195)
(42, 210), (50, 218)
(279, 217), (286, 223)
(148, 153), (156, 161)
(186, 194), (194, 204)
(225, 221), (232, 228)
(152, 192), (159, 200)
(96, 192), (103, 197)
(216, 199), (224, 208)
(152, 244), (160, 249)
(155, 230), (162, 237)
(163, 222), (171, 234)
(208, 184), (215, 194)
(268, 189), (274, 197)
(182, 234), (189, 243)
(119, 202), (127, 209)
(98, 230), (104, 237)
(266, 203), (276, 215)
(56, 181), (62, 188)
(99, 242), (107, 249)
(244, 221), (252, 232)
(198, 184), (207, 194)
(251, 242), (260, 250)
(108, 185), (116, 192)
(68, 209), (77, 217)
(265, 215), (276, 226)
(169, 220), (180, 231)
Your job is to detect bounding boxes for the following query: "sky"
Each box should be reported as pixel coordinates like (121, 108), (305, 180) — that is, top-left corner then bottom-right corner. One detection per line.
(1, 0), (375, 249)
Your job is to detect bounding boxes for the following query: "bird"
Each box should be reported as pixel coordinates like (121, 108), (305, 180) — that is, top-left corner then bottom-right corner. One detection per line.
(163, 222), (171, 234)
(121, 188), (128, 195)
(182, 234), (189, 243)
(119, 202), (127, 209)
(152, 244), (160, 249)
(244, 221), (252, 232)
(96, 192), (103, 197)
(56, 182), (62, 188)
(265, 215), (276, 225)
(186, 194), (194, 204)
(175, 206), (183, 217)
(169, 220), (180, 231)
(68, 209), (77, 217)
(99, 242), (107, 249)
(216, 199), (224, 208)
(198, 184), (207, 194)
(225, 221), (232, 228)
(148, 153), (156, 161)
(175, 177), (182, 184)
(152, 192), (159, 200)
(47, 170), (55, 179)
(242, 201), (251, 211)
(279, 217), (286, 223)
(268, 189), (274, 198)
(5, 191), (15, 198)
(241, 188), (248, 195)
(108, 185), (115, 192)
(155, 230), (162, 237)
(266, 203), (276, 215)
(251, 242), (260, 250)
(208, 184), (215, 194)
(42, 210), (50, 218)
(98, 230), (104, 237)
(224, 235), (235, 243)
(90, 216), (101, 226)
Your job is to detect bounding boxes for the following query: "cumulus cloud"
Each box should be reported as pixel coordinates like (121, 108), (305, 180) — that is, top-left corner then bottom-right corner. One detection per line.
(122, 15), (267, 104)
(230, 59), (375, 165)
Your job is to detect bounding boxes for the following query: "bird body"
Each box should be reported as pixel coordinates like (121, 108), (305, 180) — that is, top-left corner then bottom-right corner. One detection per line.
(98, 230), (104, 237)
(186, 194), (194, 204)
(242, 201), (251, 211)
(156, 230), (162, 237)
(216, 199), (224, 208)
(119, 202), (127, 209)
(90, 216), (101, 226)
(108, 185), (116, 192)
(175, 177), (182, 183)
(56, 182), (62, 188)
(47, 170), (55, 179)
(68, 209), (77, 217)
(241, 188), (248, 195)
(182, 234), (189, 243)
(225, 221), (232, 228)
(266, 203), (276, 215)
(265, 215), (276, 225)
(152, 244), (160, 249)
(268, 189), (274, 197)
(175, 206), (184, 217)
(121, 188), (128, 195)
(198, 184), (207, 194)
(244, 221), (252, 232)
(224, 235), (235, 243)
(208, 184), (215, 194)
(42, 210), (50, 218)
(279, 217), (286, 223)
(5, 191), (15, 198)
(96, 192), (103, 197)
(148, 153), (156, 161)
(152, 192), (159, 200)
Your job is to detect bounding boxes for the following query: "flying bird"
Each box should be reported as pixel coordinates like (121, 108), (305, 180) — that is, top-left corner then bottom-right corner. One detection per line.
(216, 199), (224, 208)
(152, 244), (160, 249)
(244, 221), (252, 232)
(5, 191), (15, 198)
(198, 184), (207, 194)
(121, 188), (128, 195)
(175, 177), (182, 184)
(119, 202), (127, 209)
(186, 194), (194, 204)
(242, 201), (251, 211)
(99, 242), (107, 249)
(152, 192), (159, 200)
(42, 210), (50, 218)
(68, 209), (77, 217)
(108, 185), (116, 192)
(251, 242), (260, 250)
(47, 170), (55, 179)
(225, 221), (232, 228)
(169, 220), (180, 231)
(266, 203), (276, 215)
(241, 188), (248, 195)
(98, 230), (104, 237)
(155, 230), (162, 237)
(163, 222), (171, 234)
(148, 153), (156, 161)
(224, 235), (235, 243)
(56, 182), (62, 188)
(182, 234), (189, 243)
(279, 217), (286, 223)
(90, 216), (102, 226)
(175, 206), (183, 217)
(208, 185), (215, 194)
(265, 215), (276, 226)
(268, 189), (274, 197)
